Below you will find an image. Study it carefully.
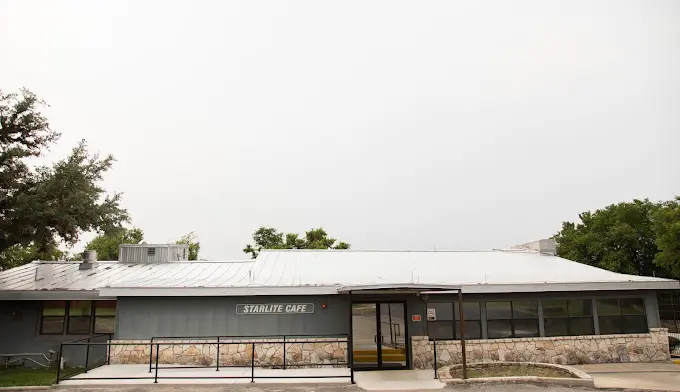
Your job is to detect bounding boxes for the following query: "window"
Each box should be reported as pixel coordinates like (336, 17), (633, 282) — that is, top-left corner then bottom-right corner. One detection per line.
(426, 302), (481, 340)
(40, 300), (116, 335)
(486, 300), (539, 339)
(94, 301), (117, 333)
(148, 248), (156, 257)
(597, 298), (647, 334)
(543, 299), (594, 336)
(41, 301), (66, 334)
(68, 301), (92, 334)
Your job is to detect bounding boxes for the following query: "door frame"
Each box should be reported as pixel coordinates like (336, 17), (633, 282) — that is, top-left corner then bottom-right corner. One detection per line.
(351, 300), (409, 370)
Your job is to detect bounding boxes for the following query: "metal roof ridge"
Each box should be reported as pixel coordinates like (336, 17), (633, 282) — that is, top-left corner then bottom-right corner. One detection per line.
(258, 249), (527, 253)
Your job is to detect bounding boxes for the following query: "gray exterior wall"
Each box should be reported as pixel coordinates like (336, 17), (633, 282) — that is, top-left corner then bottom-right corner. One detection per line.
(0, 301), (106, 367)
(115, 295), (350, 339)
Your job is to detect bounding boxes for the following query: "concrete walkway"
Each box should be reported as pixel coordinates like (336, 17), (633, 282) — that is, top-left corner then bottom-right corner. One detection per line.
(353, 370), (445, 391)
(59, 364), (351, 385)
(574, 362), (680, 391)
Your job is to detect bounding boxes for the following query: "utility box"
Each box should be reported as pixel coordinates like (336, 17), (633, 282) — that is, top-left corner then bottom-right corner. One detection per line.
(118, 244), (190, 262)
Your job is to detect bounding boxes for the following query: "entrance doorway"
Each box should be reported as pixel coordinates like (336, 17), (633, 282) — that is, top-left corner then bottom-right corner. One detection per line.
(351, 302), (408, 370)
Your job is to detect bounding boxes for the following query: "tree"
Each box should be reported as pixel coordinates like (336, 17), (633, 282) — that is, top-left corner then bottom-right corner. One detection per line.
(243, 227), (350, 258)
(554, 199), (673, 278)
(84, 228), (144, 261)
(652, 197), (680, 278)
(0, 88), (128, 269)
(175, 232), (200, 260)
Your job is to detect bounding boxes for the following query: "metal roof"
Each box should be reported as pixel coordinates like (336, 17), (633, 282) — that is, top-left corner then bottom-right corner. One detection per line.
(1, 250), (677, 299)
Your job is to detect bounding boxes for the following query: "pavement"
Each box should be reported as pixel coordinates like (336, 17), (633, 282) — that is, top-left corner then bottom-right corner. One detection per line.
(574, 362), (680, 391)
(58, 364), (351, 385)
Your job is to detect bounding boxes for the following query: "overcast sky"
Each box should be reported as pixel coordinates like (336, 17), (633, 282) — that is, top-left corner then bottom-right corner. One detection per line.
(1, 1), (678, 260)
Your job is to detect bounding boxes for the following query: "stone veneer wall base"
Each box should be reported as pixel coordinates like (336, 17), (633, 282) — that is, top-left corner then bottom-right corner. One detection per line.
(108, 338), (348, 368)
(411, 328), (670, 369)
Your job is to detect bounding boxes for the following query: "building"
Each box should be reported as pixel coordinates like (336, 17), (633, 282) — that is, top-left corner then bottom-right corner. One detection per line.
(0, 240), (676, 370)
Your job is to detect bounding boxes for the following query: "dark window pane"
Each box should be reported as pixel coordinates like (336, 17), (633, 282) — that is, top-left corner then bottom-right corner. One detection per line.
(68, 316), (91, 334)
(569, 318), (594, 335)
(42, 301), (66, 316)
(428, 321), (454, 339)
(41, 317), (64, 334)
(512, 301), (538, 319)
(454, 302), (481, 320)
(69, 301), (92, 316)
(513, 318), (539, 337)
(427, 303), (453, 321)
(568, 300), (592, 317)
(456, 321), (482, 340)
(95, 301), (116, 316)
(599, 316), (622, 334)
(597, 299), (620, 316)
(544, 318), (569, 337)
(94, 317), (115, 333)
(543, 300), (568, 318)
(622, 315), (647, 333)
(487, 320), (513, 338)
(621, 299), (645, 315)
(486, 302), (512, 319)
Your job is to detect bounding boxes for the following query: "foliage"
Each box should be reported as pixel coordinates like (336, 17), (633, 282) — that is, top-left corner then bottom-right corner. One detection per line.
(0, 367), (57, 387)
(554, 198), (679, 278)
(0, 88), (128, 270)
(0, 243), (67, 270)
(175, 231), (200, 260)
(243, 227), (350, 258)
(652, 197), (680, 278)
(83, 228), (144, 261)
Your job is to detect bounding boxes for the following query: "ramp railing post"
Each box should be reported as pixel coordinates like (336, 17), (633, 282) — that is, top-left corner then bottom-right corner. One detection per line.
(148, 337), (154, 373)
(216, 337), (220, 371)
(84, 338), (91, 373)
(250, 343), (255, 383)
(433, 337), (438, 379)
(55, 343), (63, 384)
(282, 336), (286, 370)
(154, 343), (160, 383)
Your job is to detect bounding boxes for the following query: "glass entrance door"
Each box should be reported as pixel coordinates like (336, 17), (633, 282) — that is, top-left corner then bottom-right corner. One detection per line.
(352, 302), (407, 370)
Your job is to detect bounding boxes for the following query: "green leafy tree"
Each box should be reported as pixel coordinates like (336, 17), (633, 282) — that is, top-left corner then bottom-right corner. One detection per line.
(652, 197), (680, 277)
(554, 199), (672, 278)
(0, 88), (128, 270)
(84, 228), (145, 261)
(175, 232), (200, 260)
(243, 227), (350, 258)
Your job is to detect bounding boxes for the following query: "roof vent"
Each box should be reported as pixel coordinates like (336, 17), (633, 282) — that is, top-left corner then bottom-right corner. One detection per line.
(118, 244), (190, 263)
(510, 239), (557, 256)
(79, 250), (97, 270)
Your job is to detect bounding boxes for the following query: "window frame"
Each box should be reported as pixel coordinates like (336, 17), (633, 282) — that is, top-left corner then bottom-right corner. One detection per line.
(426, 301), (482, 340)
(486, 300), (540, 339)
(597, 298), (648, 335)
(39, 300), (116, 336)
(543, 299), (595, 337)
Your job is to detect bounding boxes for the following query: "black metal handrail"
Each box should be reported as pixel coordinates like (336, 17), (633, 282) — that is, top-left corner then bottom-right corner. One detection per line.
(56, 334), (353, 384)
(56, 333), (113, 384)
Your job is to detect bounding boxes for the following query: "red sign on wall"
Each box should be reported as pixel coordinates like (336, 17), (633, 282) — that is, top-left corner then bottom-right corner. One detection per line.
(412, 315), (422, 321)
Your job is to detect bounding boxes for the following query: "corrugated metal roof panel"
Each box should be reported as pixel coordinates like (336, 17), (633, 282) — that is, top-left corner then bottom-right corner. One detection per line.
(1, 250), (677, 298)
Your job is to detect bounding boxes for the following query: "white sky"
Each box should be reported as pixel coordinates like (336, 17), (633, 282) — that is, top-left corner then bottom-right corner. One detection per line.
(1, 0), (678, 260)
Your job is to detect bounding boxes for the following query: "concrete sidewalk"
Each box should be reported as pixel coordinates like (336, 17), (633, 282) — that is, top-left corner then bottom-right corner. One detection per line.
(574, 363), (680, 391)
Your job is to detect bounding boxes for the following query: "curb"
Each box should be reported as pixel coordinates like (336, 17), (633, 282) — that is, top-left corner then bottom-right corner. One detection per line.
(444, 376), (595, 388)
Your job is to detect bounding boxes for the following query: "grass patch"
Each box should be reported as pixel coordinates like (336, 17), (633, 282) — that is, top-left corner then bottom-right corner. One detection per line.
(450, 364), (576, 379)
(0, 367), (57, 387)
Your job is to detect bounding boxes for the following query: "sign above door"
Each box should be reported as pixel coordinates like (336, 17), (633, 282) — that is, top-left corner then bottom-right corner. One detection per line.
(236, 303), (315, 314)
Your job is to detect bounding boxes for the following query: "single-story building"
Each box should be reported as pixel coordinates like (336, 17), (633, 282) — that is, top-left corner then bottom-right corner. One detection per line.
(0, 240), (676, 370)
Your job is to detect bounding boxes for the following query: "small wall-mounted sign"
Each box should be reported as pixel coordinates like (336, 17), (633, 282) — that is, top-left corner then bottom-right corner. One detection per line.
(236, 303), (314, 314)
(426, 308), (436, 321)
(412, 315), (422, 322)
